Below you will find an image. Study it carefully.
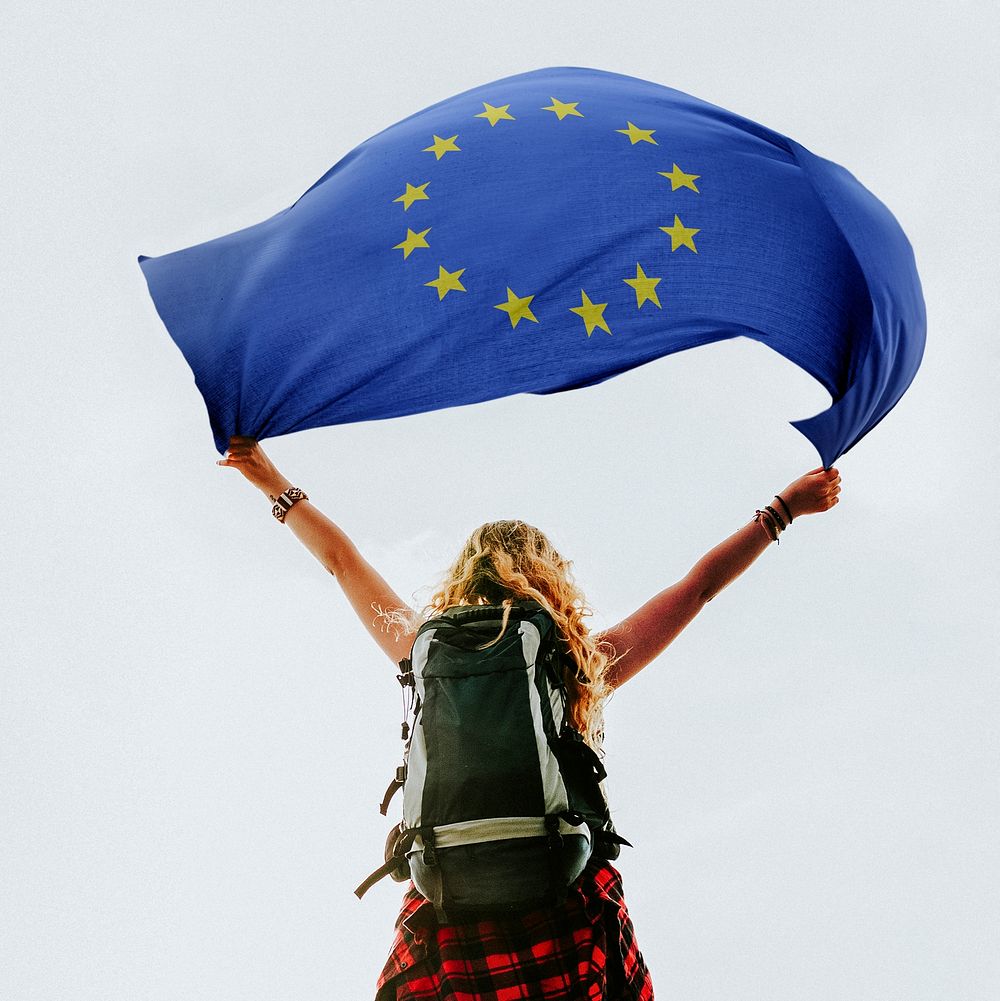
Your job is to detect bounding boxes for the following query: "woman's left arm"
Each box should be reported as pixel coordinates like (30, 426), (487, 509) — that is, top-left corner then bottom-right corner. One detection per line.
(596, 466), (841, 689)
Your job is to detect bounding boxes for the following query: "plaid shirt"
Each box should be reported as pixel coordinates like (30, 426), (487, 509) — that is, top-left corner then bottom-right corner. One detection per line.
(375, 858), (654, 1000)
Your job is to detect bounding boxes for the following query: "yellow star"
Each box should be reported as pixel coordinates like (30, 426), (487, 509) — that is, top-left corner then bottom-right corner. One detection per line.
(475, 102), (515, 126)
(424, 265), (467, 300)
(616, 121), (657, 145)
(657, 163), (700, 193)
(569, 290), (612, 337)
(494, 287), (538, 329)
(541, 97), (583, 120)
(623, 263), (663, 309)
(659, 215), (700, 253)
(393, 227), (431, 259)
(423, 135), (460, 159)
(393, 181), (431, 211)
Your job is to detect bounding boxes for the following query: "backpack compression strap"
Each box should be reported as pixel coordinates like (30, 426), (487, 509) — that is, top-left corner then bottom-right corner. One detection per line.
(406, 814), (592, 850)
(354, 825), (425, 900)
(354, 815), (593, 901)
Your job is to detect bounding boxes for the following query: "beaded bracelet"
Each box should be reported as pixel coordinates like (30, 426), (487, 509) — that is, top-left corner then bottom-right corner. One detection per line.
(764, 504), (786, 531)
(754, 508), (781, 544)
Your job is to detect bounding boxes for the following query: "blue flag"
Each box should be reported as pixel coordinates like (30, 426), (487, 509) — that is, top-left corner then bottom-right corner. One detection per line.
(138, 65), (925, 466)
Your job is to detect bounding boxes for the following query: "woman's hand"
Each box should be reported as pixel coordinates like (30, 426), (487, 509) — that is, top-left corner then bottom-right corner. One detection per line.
(216, 435), (289, 497)
(779, 465), (842, 519)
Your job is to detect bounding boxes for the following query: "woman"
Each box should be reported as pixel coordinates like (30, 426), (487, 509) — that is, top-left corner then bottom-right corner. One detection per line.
(218, 435), (842, 1000)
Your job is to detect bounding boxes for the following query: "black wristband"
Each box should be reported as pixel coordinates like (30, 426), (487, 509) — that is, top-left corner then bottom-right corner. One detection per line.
(774, 494), (793, 524)
(764, 504), (786, 532)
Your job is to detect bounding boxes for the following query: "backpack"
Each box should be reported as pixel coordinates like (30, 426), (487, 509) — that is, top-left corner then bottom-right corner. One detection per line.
(354, 597), (631, 923)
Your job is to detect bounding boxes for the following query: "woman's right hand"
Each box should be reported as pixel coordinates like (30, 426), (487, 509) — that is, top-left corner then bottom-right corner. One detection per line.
(779, 466), (842, 518)
(216, 435), (289, 497)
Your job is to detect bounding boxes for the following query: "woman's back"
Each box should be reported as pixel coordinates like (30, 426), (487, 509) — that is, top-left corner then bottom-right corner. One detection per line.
(216, 436), (842, 999)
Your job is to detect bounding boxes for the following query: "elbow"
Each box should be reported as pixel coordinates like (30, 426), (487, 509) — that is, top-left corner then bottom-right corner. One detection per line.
(689, 572), (714, 605)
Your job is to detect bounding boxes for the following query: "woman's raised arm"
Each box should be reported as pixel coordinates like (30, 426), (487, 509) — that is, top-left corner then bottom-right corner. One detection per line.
(596, 466), (841, 690)
(217, 436), (416, 667)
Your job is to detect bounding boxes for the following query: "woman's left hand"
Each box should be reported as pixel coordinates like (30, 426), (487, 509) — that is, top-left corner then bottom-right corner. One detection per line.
(779, 465), (841, 519)
(216, 436), (288, 496)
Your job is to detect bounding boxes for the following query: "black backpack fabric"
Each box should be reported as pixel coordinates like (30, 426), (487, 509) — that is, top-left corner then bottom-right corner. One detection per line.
(354, 597), (630, 923)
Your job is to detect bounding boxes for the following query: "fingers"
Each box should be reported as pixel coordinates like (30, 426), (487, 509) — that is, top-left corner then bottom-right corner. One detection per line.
(224, 435), (258, 457)
(803, 466), (842, 513)
(222, 442), (257, 463)
(826, 476), (842, 508)
(226, 435), (262, 460)
(810, 466), (841, 482)
(217, 446), (251, 466)
(216, 438), (265, 474)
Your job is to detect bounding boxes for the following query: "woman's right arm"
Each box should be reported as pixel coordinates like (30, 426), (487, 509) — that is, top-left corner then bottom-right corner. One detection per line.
(217, 436), (416, 667)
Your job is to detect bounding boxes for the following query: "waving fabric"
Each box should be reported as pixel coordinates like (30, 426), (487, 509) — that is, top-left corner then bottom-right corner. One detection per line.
(138, 65), (925, 464)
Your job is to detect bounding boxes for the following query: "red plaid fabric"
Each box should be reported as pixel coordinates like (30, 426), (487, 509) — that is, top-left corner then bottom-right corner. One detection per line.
(374, 857), (654, 1000)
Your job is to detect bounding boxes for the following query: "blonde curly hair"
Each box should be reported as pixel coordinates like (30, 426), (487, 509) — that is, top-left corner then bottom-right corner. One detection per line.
(374, 520), (622, 750)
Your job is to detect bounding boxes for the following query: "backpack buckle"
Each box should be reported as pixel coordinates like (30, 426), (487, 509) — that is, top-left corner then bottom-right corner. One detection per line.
(396, 657), (414, 686)
(422, 827), (439, 868)
(544, 814), (563, 851)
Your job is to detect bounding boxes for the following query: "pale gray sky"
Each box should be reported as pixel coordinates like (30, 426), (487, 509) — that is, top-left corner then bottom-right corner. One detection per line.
(3, 1), (998, 999)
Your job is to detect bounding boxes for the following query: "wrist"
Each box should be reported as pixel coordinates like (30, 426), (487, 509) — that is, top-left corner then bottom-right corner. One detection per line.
(264, 477), (293, 502)
(774, 492), (798, 522)
(755, 508), (780, 542)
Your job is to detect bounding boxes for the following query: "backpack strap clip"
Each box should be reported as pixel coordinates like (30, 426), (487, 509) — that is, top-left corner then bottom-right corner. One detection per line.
(421, 825), (439, 868)
(378, 764), (407, 817)
(544, 814), (568, 906)
(416, 825), (454, 924)
(544, 813), (563, 852)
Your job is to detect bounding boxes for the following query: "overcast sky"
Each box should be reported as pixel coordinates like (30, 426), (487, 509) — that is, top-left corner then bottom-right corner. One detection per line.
(3, 1), (998, 999)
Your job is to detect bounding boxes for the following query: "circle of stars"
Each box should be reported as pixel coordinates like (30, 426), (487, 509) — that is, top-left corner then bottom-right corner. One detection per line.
(390, 97), (703, 337)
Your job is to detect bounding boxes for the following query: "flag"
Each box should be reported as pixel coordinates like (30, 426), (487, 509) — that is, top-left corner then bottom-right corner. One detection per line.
(138, 65), (925, 466)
